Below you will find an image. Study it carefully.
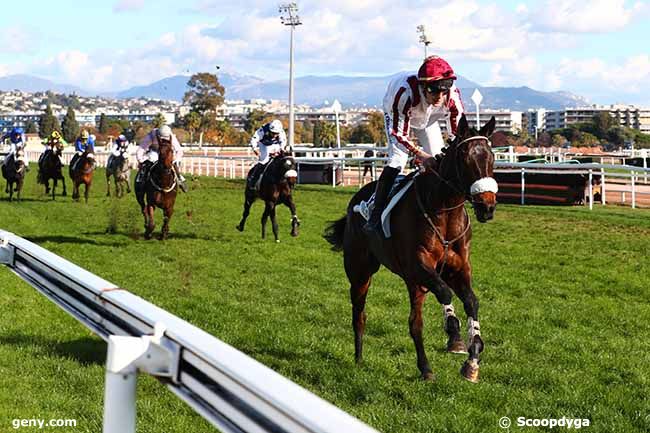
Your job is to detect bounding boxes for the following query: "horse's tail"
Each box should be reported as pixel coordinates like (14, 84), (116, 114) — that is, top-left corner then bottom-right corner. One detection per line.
(323, 215), (347, 252)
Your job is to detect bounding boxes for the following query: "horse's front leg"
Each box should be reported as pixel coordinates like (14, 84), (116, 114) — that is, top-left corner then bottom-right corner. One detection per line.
(84, 182), (91, 203)
(449, 265), (483, 383)
(60, 176), (67, 197)
(260, 201), (272, 239)
(283, 195), (300, 237)
(269, 202), (280, 242)
(143, 205), (155, 240)
(160, 206), (174, 240)
(106, 174), (111, 197)
(237, 191), (254, 232)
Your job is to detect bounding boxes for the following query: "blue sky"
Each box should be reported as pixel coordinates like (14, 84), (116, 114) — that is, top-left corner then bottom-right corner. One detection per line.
(2, 0), (649, 106)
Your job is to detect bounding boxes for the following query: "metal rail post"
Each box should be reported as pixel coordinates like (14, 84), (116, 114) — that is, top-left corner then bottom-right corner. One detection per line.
(601, 168), (606, 205)
(631, 171), (636, 209)
(520, 168), (526, 205)
(588, 169), (593, 210)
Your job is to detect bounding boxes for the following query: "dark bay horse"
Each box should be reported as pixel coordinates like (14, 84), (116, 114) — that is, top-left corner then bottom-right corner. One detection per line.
(69, 149), (94, 203)
(324, 115), (498, 383)
(106, 152), (131, 197)
(135, 139), (177, 240)
(236, 151), (300, 242)
(1, 150), (26, 201)
(38, 143), (67, 200)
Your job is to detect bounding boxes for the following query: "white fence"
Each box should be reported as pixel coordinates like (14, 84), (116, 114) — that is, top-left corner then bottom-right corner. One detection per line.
(0, 230), (378, 433)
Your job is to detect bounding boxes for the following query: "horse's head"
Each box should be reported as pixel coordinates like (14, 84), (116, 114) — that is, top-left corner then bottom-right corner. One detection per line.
(447, 114), (498, 223)
(279, 152), (298, 187)
(158, 138), (174, 167)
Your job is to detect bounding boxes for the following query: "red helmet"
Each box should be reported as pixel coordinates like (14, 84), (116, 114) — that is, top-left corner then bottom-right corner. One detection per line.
(417, 56), (456, 82)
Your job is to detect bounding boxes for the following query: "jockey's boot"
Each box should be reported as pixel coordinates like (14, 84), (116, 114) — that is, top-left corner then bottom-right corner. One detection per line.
(363, 166), (399, 237)
(246, 163), (262, 191)
(173, 162), (187, 193)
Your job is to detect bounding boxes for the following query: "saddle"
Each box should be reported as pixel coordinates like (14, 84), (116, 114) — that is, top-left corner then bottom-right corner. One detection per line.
(353, 171), (420, 238)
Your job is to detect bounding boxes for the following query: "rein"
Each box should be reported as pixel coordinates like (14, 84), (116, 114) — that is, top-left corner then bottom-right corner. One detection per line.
(149, 161), (177, 193)
(413, 180), (470, 276)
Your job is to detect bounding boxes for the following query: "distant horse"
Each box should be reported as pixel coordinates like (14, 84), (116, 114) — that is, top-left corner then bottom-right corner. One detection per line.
(237, 151), (300, 242)
(69, 149), (95, 203)
(135, 138), (177, 240)
(38, 143), (67, 200)
(106, 151), (131, 197)
(1, 149), (26, 201)
(324, 115), (498, 383)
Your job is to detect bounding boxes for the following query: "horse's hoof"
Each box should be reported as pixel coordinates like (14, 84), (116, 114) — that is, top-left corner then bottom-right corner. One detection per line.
(275, 239), (280, 243)
(236, 225), (244, 232)
(460, 359), (480, 383)
(422, 371), (436, 382)
(291, 231), (299, 237)
(447, 339), (468, 354)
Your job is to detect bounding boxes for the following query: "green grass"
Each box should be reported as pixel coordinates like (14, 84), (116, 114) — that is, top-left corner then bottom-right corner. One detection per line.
(1, 169), (649, 433)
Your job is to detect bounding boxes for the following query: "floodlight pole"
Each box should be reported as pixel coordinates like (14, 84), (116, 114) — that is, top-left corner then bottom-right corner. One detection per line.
(417, 25), (431, 59)
(280, 3), (302, 150)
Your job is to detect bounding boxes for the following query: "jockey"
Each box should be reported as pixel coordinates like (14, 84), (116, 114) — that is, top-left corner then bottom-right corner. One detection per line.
(247, 119), (286, 190)
(2, 127), (27, 168)
(364, 55), (465, 236)
(135, 125), (186, 192)
(107, 134), (129, 168)
(39, 130), (66, 165)
(70, 130), (95, 171)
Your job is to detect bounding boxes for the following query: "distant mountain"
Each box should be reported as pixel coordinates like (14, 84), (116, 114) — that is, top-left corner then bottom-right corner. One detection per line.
(225, 73), (481, 107)
(460, 86), (590, 111)
(0, 72), (590, 111)
(0, 74), (89, 95)
(115, 73), (265, 100)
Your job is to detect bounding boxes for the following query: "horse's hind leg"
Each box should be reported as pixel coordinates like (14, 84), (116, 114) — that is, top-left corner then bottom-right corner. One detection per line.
(106, 174), (111, 197)
(448, 266), (483, 383)
(345, 248), (380, 365)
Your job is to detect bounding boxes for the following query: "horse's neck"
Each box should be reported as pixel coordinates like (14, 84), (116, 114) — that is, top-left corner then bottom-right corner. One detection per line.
(418, 165), (465, 211)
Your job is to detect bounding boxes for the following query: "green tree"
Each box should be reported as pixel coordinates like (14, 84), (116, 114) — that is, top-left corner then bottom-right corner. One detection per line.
(592, 112), (616, 138)
(348, 123), (375, 143)
(98, 113), (108, 134)
(38, 104), (60, 139)
(152, 113), (166, 128)
(366, 111), (386, 145)
(61, 107), (80, 143)
(552, 134), (566, 148)
(320, 122), (337, 147)
(183, 73), (225, 133)
(313, 121), (322, 147)
(184, 111), (202, 143)
(25, 120), (38, 134)
(244, 109), (268, 134)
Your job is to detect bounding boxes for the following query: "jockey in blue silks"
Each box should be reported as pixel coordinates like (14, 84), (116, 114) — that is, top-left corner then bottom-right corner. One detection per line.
(2, 127), (27, 168)
(70, 130), (95, 171)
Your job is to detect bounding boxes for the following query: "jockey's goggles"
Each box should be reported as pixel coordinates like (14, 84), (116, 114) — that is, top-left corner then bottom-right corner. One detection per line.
(424, 78), (454, 94)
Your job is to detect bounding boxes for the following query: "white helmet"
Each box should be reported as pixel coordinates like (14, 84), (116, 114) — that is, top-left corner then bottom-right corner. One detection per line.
(269, 120), (283, 134)
(158, 125), (172, 139)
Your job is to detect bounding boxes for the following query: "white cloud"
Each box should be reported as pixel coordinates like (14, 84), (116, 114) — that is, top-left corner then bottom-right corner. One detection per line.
(527, 0), (647, 33)
(0, 26), (37, 54)
(113, 0), (145, 13)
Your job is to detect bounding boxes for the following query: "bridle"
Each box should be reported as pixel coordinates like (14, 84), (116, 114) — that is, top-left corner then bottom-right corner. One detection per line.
(413, 135), (496, 277)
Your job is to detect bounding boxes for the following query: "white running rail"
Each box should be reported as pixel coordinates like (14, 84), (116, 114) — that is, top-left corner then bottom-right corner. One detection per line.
(0, 230), (379, 433)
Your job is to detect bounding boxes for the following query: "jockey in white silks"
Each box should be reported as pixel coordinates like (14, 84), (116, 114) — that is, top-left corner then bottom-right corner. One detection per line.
(246, 119), (286, 190)
(135, 125), (187, 192)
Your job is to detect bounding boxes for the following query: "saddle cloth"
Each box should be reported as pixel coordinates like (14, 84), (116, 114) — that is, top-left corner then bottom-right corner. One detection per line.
(353, 172), (419, 238)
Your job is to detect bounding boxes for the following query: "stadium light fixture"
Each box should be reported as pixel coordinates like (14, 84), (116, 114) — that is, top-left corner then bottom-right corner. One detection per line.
(279, 3), (302, 150)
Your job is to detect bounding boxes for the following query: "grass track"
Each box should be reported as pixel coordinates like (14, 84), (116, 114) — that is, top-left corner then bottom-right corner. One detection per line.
(1, 169), (649, 433)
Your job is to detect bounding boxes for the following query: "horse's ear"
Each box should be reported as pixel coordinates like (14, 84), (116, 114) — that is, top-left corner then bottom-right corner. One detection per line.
(480, 116), (496, 137)
(456, 114), (469, 139)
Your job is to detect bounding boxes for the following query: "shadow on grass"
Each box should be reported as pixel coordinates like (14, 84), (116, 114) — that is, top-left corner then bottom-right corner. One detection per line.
(82, 230), (208, 241)
(26, 235), (126, 247)
(0, 332), (106, 366)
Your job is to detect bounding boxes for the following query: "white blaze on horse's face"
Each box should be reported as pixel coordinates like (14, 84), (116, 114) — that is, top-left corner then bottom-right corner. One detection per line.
(462, 137), (497, 223)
